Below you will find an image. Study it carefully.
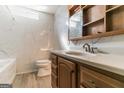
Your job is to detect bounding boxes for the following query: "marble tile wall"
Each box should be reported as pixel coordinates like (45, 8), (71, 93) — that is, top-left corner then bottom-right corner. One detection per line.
(0, 6), (54, 73)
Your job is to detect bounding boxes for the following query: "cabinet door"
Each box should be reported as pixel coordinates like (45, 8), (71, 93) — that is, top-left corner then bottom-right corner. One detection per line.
(58, 57), (76, 88)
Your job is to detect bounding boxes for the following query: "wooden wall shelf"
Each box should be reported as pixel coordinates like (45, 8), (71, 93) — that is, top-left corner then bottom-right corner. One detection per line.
(70, 30), (124, 41)
(106, 5), (123, 13)
(83, 5), (105, 36)
(83, 17), (104, 27)
(68, 5), (124, 41)
(82, 5), (94, 10)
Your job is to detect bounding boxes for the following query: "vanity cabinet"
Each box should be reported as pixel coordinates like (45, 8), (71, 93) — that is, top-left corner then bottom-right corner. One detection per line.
(79, 66), (124, 88)
(58, 57), (76, 88)
(51, 53), (124, 88)
(51, 54), (76, 88)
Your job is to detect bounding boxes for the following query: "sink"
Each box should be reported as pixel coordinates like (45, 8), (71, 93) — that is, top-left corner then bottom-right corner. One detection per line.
(65, 51), (83, 56)
(64, 50), (96, 57)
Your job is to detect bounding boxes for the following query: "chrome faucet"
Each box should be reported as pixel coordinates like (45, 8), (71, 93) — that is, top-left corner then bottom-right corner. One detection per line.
(83, 43), (91, 52)
(83, 43), (98, 53)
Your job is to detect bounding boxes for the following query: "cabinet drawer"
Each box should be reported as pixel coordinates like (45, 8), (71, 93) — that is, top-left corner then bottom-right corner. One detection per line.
(52, 72), (58, 88)
(52, 63), (58, 75)
(80, 66), (124, 88)
(51, 54), (57, 65)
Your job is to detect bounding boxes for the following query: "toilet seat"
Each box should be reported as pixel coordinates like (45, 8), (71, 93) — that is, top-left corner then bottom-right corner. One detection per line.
(35, 59), (51, 77)
(36, 60), (51, 67)
(36, 63), (50, 66)
(36, 60), (51, 64)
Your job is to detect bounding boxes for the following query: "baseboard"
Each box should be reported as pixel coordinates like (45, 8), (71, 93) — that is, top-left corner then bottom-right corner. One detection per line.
(16, 69), (38, 75)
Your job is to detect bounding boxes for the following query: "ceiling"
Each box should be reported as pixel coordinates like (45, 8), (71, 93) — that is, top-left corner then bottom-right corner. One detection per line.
(23, 5), (59, 14)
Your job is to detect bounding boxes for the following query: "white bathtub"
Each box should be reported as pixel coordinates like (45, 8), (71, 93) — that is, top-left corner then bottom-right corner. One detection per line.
(0, 58), (16, 84)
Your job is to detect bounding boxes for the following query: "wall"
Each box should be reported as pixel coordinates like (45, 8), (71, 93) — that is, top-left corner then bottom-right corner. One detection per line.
(54, 6), (124, 56)
(0, 6), (54, 73)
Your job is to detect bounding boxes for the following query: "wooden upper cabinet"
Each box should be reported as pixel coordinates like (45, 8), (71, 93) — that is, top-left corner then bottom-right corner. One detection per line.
(68, 5), (124, 41)
(106, 5), (124, 31)
(83, 5), (105, 36)
(58, 57), (76, 88)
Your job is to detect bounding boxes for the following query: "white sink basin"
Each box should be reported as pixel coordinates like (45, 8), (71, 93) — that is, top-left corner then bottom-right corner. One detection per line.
(64, 50), (96, 57)
(65, 51), (83, 56)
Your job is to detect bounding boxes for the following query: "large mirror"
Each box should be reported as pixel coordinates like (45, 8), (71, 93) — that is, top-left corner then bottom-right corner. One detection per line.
(69, 9), (83, 39)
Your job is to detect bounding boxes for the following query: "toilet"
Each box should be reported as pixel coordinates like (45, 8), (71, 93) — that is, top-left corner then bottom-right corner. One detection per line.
(35, 60), (51, 77)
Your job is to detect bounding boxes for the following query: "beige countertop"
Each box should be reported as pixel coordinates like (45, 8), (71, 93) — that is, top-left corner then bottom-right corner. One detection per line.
(51, 50), (124, 76)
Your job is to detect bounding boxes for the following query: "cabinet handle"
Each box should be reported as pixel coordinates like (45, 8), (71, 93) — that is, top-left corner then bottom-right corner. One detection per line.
(88, 80), (97, 87)
(71, 70), (75, 73)
(88, 80), (94, 83)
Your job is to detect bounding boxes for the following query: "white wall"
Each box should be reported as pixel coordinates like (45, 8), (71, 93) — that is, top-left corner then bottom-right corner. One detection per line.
(0, 6), (54, 73)
(54, 6), (124, 55)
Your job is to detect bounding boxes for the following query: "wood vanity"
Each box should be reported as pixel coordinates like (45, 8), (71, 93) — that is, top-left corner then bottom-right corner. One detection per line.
(51, 53), (124, 88)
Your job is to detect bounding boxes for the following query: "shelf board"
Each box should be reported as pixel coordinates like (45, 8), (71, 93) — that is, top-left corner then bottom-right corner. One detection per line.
(82, 5), (94, 10)
(69, 5), (80, 11)
(83, 17), (104, 27)
(106, 5), (123, 13)
(69, 6), (74, 10)
(70, 29), (124, 41)
(81, 5), (85, 8)
(69, 37), (83, 41)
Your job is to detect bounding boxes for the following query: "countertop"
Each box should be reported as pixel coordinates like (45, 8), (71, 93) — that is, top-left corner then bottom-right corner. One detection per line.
(51, 50), (124, 76)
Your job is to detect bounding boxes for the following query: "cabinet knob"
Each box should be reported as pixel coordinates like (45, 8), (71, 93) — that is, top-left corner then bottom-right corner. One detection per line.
(71, 70), (75, 73)
(88, 80), (97, 87)
(88, 80), (94, 83)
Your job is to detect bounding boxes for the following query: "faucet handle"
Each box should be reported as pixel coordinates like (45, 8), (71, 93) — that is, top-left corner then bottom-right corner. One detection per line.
(91, 47), (98, 53)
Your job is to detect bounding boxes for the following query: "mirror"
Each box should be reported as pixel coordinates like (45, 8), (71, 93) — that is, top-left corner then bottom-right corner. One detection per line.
(69, 9), (83, 39)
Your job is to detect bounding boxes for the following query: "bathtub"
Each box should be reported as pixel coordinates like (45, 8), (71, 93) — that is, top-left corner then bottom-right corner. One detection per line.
(0, 58), (16, 84)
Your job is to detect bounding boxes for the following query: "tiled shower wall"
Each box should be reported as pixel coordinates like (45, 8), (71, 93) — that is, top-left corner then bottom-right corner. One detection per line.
(0, 6), (54, 73)
(54, 5), (124, 55)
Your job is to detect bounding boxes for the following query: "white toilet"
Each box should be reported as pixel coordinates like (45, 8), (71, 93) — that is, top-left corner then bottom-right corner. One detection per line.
(35, 60), (51, 77)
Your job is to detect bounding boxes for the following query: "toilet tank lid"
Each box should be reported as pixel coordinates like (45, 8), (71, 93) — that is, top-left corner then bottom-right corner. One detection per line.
(36, 60), (51, 63)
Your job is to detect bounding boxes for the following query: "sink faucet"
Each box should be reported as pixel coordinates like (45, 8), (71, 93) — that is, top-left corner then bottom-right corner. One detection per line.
(83, 43), (98, 53)
(83, 43), (91, 52)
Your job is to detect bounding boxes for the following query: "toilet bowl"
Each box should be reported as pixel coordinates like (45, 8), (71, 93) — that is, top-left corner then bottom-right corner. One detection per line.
(35, 60), (51, 77)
